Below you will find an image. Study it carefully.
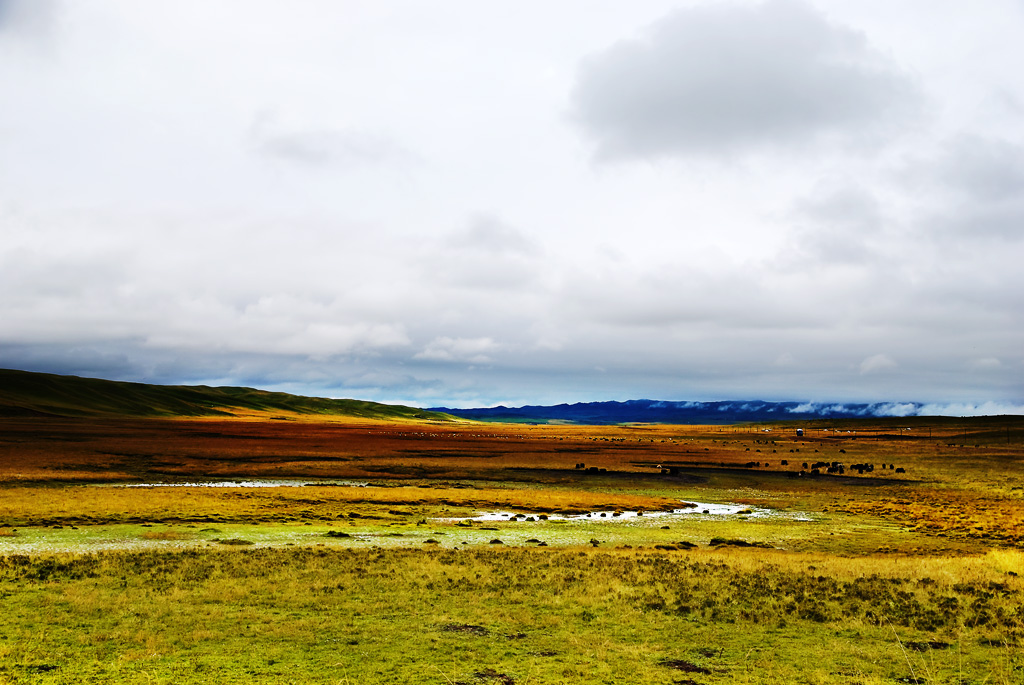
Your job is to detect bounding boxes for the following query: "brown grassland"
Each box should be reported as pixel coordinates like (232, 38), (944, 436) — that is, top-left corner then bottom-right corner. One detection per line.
(1, 413), (1023, 683)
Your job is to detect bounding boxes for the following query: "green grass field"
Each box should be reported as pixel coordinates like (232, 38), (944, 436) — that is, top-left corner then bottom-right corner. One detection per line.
(1, 546), (1021, 684)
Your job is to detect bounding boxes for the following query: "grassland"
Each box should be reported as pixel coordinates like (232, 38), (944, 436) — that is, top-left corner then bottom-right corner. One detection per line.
(1, 546), (1022, 684)
(0, 368), (451, 421)
(1, 384), (1023, 683)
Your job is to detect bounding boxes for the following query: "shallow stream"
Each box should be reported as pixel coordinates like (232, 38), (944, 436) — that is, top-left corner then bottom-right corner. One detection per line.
(450, 500), (814, 523)
(116, 479), (368, 488)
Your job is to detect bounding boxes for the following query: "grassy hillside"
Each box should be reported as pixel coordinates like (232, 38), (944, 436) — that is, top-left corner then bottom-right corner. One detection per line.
(0, 368), (452, 421)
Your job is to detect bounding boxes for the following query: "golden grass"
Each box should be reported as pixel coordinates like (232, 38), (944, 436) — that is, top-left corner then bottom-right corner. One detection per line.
(835, 487), (1024, 544)
(0, 482), (681, 527)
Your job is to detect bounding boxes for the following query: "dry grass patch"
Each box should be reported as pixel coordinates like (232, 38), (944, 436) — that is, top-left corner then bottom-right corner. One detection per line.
(139, 530), (193, 541)
(0, 482), (682, 527)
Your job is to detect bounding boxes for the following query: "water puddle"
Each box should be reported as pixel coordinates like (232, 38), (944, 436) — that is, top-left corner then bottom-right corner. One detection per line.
(116, 480), (368, 488)
(453, 501), (814, 523)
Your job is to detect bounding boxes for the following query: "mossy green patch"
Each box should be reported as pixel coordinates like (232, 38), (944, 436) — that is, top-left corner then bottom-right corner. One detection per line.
(0, 547), (1020, 684)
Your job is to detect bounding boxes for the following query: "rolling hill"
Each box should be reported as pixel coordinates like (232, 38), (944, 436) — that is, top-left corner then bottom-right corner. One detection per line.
(0, 368), (453, 421)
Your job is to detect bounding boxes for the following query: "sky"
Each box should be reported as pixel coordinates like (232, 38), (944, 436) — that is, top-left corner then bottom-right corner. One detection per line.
(1, 0), (1022, 412)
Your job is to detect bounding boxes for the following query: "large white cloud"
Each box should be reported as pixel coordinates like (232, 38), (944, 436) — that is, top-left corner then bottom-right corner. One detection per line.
(571, 0), (922, 159)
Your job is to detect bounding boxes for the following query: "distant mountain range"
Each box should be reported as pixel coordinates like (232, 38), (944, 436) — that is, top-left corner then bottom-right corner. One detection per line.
(428, 399), (956, 425)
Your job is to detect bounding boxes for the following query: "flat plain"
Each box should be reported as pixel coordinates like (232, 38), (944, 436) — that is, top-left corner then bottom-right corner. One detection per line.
(1, 412), (1023, 684)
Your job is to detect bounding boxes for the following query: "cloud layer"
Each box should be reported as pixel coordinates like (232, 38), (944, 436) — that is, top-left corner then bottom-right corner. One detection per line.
(1, 1), (1021, 409)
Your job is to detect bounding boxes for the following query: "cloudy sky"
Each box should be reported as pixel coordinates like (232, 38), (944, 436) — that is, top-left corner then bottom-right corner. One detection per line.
(2, 0), (1022, 411)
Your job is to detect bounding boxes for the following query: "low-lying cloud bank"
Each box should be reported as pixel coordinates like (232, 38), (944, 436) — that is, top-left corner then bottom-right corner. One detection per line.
(786, 401), (1024, 418)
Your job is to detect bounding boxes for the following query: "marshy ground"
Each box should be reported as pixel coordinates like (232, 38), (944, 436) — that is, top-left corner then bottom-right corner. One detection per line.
(1, 415), (1022, 683)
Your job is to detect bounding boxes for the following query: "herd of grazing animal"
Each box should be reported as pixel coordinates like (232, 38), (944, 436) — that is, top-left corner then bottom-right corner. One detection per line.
(573, 431), (908, 479)
(776, 459), (907, 477)
(653, 436), (908, 478)
(794, 460), (904, 476)
(651, 459), (905, 477)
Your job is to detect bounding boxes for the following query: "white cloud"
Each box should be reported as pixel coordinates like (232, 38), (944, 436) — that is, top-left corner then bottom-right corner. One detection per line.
(249, 111), (416, 168)
(907, 135), (1024, 243)
(788, 184), (887, 265)
(415, 337), (500, 364)
(933, 135), (1024, 202)
(774, 353), (796, 366)
(968, 357), (1002, 371)
(447, 214), (540, 256)
(571, 0), (921, 160)
(917, 401), (1024, 417)
(859, 354), (897, 374)
(869, 402), (919, 417)
(419, 215), (546, 291)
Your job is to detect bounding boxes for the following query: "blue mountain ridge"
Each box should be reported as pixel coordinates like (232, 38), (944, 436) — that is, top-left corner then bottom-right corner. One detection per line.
(427, 399), (927, 425)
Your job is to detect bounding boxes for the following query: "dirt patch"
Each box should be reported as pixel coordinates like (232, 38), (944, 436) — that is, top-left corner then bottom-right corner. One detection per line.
(441, 623), (489, 636)
(659, 659), (711, 674)
(904, 640), (951, 652)
(140, 531), (191, 541)
(471, 668), (514, 684)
